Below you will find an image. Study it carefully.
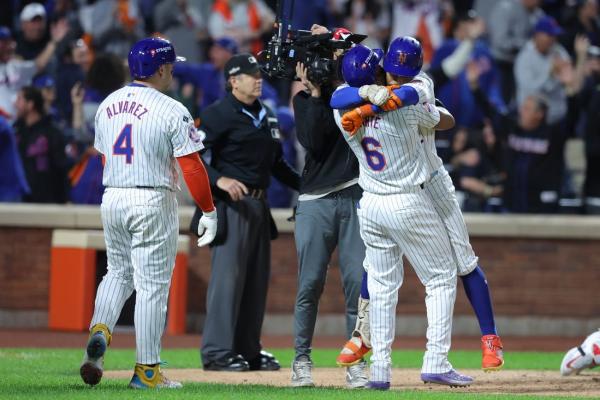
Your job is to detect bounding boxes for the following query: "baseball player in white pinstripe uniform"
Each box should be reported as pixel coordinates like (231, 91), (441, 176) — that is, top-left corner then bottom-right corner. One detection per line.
(334, 38), (504, 376)
(79, 37), (218, 389)
(332, 39), (475, 389)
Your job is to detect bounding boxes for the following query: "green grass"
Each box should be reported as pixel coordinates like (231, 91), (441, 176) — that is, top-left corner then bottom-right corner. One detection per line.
(0, 348), (583, 400)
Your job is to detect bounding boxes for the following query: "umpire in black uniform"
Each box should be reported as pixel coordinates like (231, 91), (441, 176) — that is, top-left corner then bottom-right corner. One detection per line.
(197, 53), (300, 371)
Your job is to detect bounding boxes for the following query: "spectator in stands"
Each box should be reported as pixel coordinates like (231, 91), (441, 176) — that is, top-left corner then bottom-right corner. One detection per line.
(32, 75), (61, 125)
(174, 37), (239, 110)
(514, 16), (573, 125)
(208, 0), (275, 54)
(579, 45), (600, 214)
(55, 38), (92, 124)
(290, 0), (337, 31)
(389, 0), (449, 65)
(0, 113), (30, 202)
(86, 0), (145, 59)
(154, 0), (210, 63)
(68, 53), (126, 204)
(15, 3), (50, 61)
(0, 24), (68, 121)
(473, 0), (496, 29)
(470, 63), (569, 213)
(175, 38), (280, 110)
(14, 86), (69, 203)
(449, 122), (506, 212)
(560, 0), (599, 57)
(488, 0), (544, 105)
(71, 53), (127, 146)
(431, 10), (506, 128)
(340, 0), (390, 50)
(67, 81), (103, 204)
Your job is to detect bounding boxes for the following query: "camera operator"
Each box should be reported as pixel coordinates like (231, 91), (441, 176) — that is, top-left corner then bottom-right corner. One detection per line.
(290, 25), (366, 388)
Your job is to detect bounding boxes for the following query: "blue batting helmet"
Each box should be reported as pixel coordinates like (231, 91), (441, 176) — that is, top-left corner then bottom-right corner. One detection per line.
(341, 44), (384, 87)
(128, 37), (186, 79)
(383, 36), (423, 78)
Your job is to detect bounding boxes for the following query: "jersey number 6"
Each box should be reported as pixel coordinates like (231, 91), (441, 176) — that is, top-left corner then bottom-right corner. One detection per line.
(113, 124), (134, 164)
(360, 137), (386, 171)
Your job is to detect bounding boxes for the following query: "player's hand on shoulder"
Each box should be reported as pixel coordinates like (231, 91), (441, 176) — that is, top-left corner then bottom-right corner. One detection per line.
(216, 176), (248, 201)
(197, 209), (218, 247)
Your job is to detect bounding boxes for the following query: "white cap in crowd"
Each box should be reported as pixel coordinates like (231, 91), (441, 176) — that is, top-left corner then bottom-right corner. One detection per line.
(20, 3), (46, 22)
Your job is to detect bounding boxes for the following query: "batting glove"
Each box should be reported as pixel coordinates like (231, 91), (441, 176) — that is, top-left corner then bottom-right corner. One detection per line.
(197, 210), (217, 247)
(358, 84), (377, 100)
(341, 104), (376, 136)
(359, 84), (391, 106)
(380, 87), (403, 112)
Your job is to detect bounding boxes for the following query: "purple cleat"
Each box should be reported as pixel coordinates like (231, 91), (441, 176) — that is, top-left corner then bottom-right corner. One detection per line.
(421, 370), (474, 387)
(366, 381), (390, 390)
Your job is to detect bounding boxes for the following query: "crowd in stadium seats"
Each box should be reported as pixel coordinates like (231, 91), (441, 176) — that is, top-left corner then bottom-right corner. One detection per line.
(1, 0), (599, 214)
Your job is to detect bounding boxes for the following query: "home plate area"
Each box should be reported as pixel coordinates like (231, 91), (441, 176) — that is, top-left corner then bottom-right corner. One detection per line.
(104, 368), (600, 397)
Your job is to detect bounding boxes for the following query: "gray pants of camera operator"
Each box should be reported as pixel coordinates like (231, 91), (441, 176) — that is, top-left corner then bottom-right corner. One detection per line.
(293, 184), (365, 360)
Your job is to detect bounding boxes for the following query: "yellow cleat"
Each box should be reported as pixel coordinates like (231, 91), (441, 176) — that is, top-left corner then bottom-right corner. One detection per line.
(128, 363), (183, 389)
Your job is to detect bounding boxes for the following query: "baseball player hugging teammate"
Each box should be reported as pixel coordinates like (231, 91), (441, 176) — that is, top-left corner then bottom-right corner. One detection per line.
(327, 36), (504, 388)
(328, 37), (468, 389)
(79, 37), (217, 389)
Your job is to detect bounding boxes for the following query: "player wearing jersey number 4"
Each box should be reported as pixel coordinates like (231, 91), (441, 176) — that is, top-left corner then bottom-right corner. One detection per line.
(332, 40), (472, 390)
(332, 37), (504, 376)
(79, 37), (217, 389)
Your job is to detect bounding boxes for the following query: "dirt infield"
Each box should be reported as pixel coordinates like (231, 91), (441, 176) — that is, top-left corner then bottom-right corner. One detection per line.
(105, 368), (600, 398)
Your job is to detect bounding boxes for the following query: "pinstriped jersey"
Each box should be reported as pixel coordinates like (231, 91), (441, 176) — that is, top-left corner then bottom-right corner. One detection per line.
(333, 84), (440, 195)
(411, 71), (445, 174)
(94, 84), (204, 190)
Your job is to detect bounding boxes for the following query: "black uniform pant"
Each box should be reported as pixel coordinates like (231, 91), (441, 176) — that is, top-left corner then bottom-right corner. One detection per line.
(201, 196), (271, 364)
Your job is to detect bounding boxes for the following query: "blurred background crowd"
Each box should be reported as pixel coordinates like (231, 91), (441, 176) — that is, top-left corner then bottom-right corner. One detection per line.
(1, 0), (599, 214)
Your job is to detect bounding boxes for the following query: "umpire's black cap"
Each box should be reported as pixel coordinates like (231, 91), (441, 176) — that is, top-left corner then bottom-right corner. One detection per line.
(224, 53), (261, 79)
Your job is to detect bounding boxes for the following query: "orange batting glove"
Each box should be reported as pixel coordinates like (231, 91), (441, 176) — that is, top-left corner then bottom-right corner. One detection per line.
(380, 85), (403, 112)
(341, 104), (376, 136)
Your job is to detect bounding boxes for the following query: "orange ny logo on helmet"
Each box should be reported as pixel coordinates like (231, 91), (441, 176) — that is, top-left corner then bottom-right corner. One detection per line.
(398, 52), (407, 64)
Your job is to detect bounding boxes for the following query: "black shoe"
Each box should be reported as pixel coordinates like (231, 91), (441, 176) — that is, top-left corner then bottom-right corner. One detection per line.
(203, 355), (249, 372)
(247, 350), (281, 371)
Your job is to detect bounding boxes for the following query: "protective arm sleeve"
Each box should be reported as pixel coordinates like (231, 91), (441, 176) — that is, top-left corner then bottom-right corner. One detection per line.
(330, 86), (419, 111)
(177, 152), (216, 213)
(330, 87), (363, 109)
